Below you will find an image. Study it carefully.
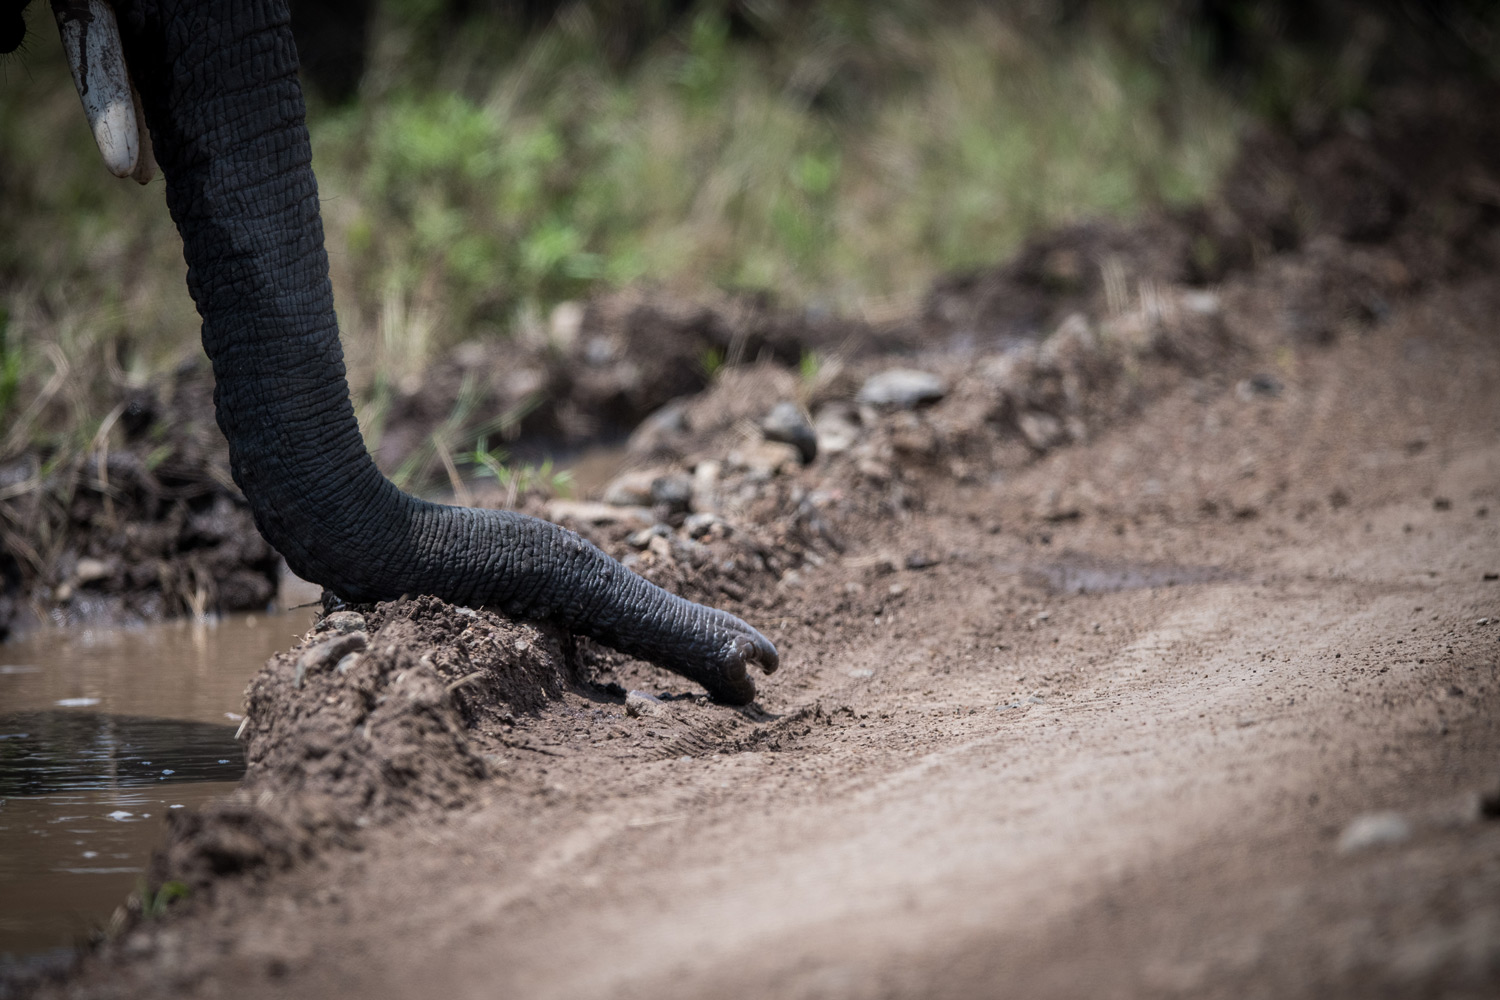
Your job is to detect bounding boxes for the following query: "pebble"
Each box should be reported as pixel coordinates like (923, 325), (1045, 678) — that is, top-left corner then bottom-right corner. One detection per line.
(320, 611), (368, 634)
(627, 523), (672, 548)
(650, 473), (693, 512)
(856, 369), (947, 409)
(729, 441), (802, 479)
(761, 401), (817, 463)
(813, 404), (861, 455)
(546, 500), (655, 527)
(1237, 374), (1284, 399)
(625, 690), (665, 718)
(603, 470), (657, 507)
(1018, 411), (1067, 451)
(1337, 811), (1411, 852)
(73, 557), (113, 584)
(690, 460), (721, 514)
(683, 512), (729, 539)
(294, 632), (368, 688)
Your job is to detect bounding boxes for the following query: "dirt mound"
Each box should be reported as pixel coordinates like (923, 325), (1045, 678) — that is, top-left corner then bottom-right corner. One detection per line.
(372, 287), (906, 475)
(926, 81), (1500, 349)
(154, 596), (573, 889)
(0, 362), (278, 640)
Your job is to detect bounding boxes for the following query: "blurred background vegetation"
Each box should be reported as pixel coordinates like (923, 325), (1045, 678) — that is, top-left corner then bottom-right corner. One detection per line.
(0, 0), (1496, 465)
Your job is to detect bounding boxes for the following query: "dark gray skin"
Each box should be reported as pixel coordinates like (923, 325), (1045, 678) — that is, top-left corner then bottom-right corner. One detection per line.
(28, 0), (778, 703)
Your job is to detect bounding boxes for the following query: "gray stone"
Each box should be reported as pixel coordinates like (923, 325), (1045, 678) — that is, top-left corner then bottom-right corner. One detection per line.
(546, 500), (655, 527)
(761, 401), (817, 463)
(813, 404), (861, 456)
(628, 401), (690, 454)
(625, 690), (666, 718)
(627, 523), (672, 548)
(1337, 811), (1411, 852)
(690, 460), (721, 514)
(1018, 411), (1067, 451)
(649, 473), (693, 512)
(1238, 374), (1284, 399)
(856, 369), (947, 409)
(684, 512), (729, 539)
(603, 470), (657, 507)
(73, 557), (113, 584)
(319, 611), (368, 634)
(728, 441), (801, 479)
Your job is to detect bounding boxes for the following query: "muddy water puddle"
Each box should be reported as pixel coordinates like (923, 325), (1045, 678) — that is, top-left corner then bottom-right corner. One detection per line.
(0, 612), (313, 959)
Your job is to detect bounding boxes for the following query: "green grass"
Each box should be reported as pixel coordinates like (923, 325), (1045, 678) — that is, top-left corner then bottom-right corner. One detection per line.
(0, 0), (1242, 469)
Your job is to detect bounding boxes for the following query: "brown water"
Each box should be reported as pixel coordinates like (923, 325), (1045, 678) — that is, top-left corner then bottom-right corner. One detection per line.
(0, 611), (314, 959)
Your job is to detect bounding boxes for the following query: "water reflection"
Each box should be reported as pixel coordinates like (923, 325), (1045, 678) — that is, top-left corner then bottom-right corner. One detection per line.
(0, 712), (245, 797)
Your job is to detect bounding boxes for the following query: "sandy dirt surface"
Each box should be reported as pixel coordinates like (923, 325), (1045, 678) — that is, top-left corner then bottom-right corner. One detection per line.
(17, 275), (1498, 1000)
(8, 84), (1500, 999)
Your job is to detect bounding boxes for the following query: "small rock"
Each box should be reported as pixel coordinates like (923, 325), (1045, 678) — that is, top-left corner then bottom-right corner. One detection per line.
(729, 441), (802, 479)
(813, 404), (861, 456)
(628, 402), (690, 454)
(549, 300), (585, 349)
(856, 369), (947, 409)
(547, 500), (655, 527)
(904, 552), (939, 570)
(690, 460), (721, 514)
(1237, 374), (1284, 399)
(73, 557), (113, 585)
(319, 611), (368, 634)
(762, 401), (817, 463)
(294, 632), (368, 688)
(603, 470), (658, 507)
(625, 690), (665, 718)
(1181, 290), (1221, 315)
(1018, 411), (1067, 451)
(1036, 487), (1082, 522)
(670, 536), (709, 565)
(627, 523), (672, 548)
(650, 473), (693, 512)
(683, 512), (729, 539)
(1337, 811), (1411, 852)
(848, 668), (874, 679)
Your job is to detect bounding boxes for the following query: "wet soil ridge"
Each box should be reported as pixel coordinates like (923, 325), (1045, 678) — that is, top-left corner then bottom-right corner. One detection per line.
(0, 364), (279, 640)
(155, 596), (573, 889)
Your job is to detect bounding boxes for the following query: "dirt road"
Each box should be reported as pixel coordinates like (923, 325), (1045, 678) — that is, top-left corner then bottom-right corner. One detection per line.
(18, 262), (1496, 1000)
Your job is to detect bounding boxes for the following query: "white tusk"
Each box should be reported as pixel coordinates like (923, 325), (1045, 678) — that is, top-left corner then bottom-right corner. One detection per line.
(51, 0), (139, 179)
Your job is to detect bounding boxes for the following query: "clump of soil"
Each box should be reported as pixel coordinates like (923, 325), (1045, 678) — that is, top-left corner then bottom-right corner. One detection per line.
(154, 595), (574, 889)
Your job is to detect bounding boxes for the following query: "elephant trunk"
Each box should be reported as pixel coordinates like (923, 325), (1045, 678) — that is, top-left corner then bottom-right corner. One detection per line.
(111, 0), (776, 703)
